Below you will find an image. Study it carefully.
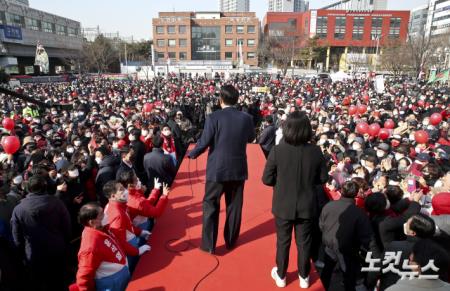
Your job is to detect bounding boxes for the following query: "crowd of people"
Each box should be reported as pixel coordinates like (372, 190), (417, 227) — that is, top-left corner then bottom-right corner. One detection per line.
(0, 72), (448, 291)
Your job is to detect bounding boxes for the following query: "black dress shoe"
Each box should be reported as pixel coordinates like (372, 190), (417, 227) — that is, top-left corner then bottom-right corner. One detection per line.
(199, 246), (215, 255)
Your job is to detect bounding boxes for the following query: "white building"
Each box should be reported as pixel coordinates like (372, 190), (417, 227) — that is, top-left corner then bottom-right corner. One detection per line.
(425, 0), (450, 37)
(268, 0), (309, 12)
(321, 0), (387, 11)
(219, 0), (250, 12)
(409, 4), (429, 37)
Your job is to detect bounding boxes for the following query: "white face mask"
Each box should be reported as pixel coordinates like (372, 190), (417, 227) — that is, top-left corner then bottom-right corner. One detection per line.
(394, 153), (404, 161)
(74, 141), (81, 147)
(66, 147), (74, 154)
(409, 134), (415, 141)
(101, 212), (109, 227)
(95, 157), (102, 165)
(353, 144), (362, 151)
(162, 130), (172, 137)
(117, 132), (125, 139)
(68, 169), (79, 178)
(423, 120), (429, 126)
(376, 151), (385, 158)
(51, 111), (58, 115)
(85, 132), (92, 138)
(142, 131), (149, 137)
(117, 189), (129, 202)
(129, 135), (136, 141)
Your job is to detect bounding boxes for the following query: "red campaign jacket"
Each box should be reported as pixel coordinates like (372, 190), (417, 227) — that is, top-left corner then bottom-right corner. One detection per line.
(74, 227), (127, 291)
(127, 187), (169, 221)
(105, 201), (142, 257)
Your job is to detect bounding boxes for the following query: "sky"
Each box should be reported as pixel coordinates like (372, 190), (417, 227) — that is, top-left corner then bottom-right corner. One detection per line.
(31, 0), (428, 41)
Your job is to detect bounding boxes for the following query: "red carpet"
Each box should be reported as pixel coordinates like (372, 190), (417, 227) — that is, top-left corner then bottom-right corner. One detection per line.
(128, 144), (325, 291)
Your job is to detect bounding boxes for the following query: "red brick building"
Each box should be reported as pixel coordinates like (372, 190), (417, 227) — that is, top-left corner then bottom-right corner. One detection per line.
(153, 12), (260, 67)
(263, 10), (410, 71)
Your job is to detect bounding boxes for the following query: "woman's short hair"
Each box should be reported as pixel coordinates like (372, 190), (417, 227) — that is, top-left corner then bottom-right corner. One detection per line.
(282, 111), (313, 146)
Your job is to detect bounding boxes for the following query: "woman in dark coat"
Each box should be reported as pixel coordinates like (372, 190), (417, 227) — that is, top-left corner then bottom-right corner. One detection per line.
(262, 111), (328, 288)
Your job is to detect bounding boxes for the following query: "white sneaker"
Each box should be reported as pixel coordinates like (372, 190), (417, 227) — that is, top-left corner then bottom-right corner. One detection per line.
(271, 267), (286, 288)
(299, 275), (310, 289)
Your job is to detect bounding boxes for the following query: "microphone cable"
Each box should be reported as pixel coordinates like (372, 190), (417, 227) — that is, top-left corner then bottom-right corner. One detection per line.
(163, 157), (219, 291)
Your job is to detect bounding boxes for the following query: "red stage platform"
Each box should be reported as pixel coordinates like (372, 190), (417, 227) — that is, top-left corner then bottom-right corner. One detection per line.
(128, 144), (325, 291)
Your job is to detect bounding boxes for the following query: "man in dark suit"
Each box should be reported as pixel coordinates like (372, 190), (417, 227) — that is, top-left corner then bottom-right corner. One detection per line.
(143, 135), (177, 190)
(188, 85), (255, 254)
(258, 115), (277, 158)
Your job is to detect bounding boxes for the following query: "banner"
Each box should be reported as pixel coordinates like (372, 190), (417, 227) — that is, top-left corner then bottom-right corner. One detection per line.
(375, 75), (385, 94)
(428, 70), (449, 83)
(34, 42), (49, 74)
(252, 86), (269, 93)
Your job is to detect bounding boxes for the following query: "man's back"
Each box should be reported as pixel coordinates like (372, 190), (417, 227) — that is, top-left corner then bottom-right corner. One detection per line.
(11, 193), (70, 262)
(190, 107), (255, 182)
(144, 148), (176, 186)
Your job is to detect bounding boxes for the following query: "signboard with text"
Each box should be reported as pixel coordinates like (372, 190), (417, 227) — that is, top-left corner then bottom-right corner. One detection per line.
(0, 25), (23, 43)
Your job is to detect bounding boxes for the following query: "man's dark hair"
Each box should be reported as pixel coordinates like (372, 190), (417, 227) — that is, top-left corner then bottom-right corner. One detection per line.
(103, 180), (120, 199)
(118, 171), (134, 187)
(264, 115), (273, 124)
(220, 85), (239, 105)
(410, 213), (436, 238)
(78, 202), (102, 226)
(385, 185), (404, 204)
(282, 111), (313, 146)
(364, 192), (387, 214)
(26, 175), (47, 194)
(152, 135), (163, 148)
(411, 239), (449, 281)
(341, 181), (359, 198)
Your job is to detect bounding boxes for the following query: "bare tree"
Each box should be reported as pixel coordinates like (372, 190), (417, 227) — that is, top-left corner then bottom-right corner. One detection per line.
(381, 39), (413, 76)
(408, 28), (433, 78)
(258, 35), (299, 75)
(82, 35), (119, 73)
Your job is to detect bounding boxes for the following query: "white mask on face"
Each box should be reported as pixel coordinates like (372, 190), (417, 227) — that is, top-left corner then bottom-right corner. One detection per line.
(67, 147), (74, 154)
(68, 169), (79, 178)
(118, 189), (129, 202)
(101, 212), (109, 227)
(409, 134), (415, 141)
(162, 130), (172, 137)
(85, 132), (92, 138)
(95, 157), (102, 165)
(142, 131), (149, 137)
(394, 153), (404, 161)
(129, 135), (136, 141)
(117, 132), (125, 139)
(376, 151), (385, 158)
(353, 144), (362, 151)
(74, 141), (81, 147)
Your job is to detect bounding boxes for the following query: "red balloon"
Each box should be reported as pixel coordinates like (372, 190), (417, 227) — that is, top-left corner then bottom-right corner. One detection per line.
(384, 119), (395, 129)
(296, 98), (302, 106)
(349, 105), (358, 115)
(430, 113), (442, 126)
(1, 136), (20, 154)
(358, 105), (367, 114)
(378, 128), (390, 140)
(143, 103), (153, 113)
(418, 100), (425, 107)
(356, 122), (369, 134)
(414, 130), (429, 144)
(2, 118), (14, 131)
(368, 123), (381, 137)
(363, 95), (369, 103)
(342, 98), (350, 106)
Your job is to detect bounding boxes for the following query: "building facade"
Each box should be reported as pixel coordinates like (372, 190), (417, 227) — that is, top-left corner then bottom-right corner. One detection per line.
(425, 0), (450, 37)
(321, 0), (388, 11)
(219, 0), (250, 12)
(152, 12), (259, 67)
(409, 5), (429, 37)
(264, 9), (410, 72)
(268, 0), (309, 12)
(0, 0), (83, 75)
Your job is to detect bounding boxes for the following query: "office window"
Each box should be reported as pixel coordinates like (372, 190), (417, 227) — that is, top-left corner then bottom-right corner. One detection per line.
(191, 26), (221, 61)
(68, 27), (78, 36)
(371, 17), (383, 39)
(225, 52), (233, 60)
(225, 25), (233, 33)
(179, 39), (187, 47)
(389, 18), (401, 39)
(168, 52), (176, 59)
(352, 17), (365, 40)
(6, 13), (23, 28)
(0, 11), (4, 25)
(156, 26), (164, 34)
(179, 52), (187, 60)
(247, 25), (256, 33)
(334, 17), (346, 40)
(237, 25), (244, 33)
(168, 39), (176, 47)
(247, 52), (256, 59)
(157, 39), (165, 47)
(56, 24), (67, 35)
(316, 16), (328, 39)
(26, 18), (40, 31)
(225, 39), (233, 46)
(42, 21), (54, 33)
(156, 52), (165, 60)
(247, 39), (255, 46)
(237, 38), (244, 45)
(168, 25), (176, 34)
(179, 25), (186, 34)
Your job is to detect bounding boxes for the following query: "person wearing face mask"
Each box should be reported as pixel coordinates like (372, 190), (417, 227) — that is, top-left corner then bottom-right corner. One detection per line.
(160, 125), (177, 167)
(95, 147), (120, 207)
(71, 203), (130, 291)
(380, 214), (437, 291)
(103, 181), (150, 273)
(115, 147), (137, 181)
(128, 129), (147, 185)
(351, 137), (365, 159)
